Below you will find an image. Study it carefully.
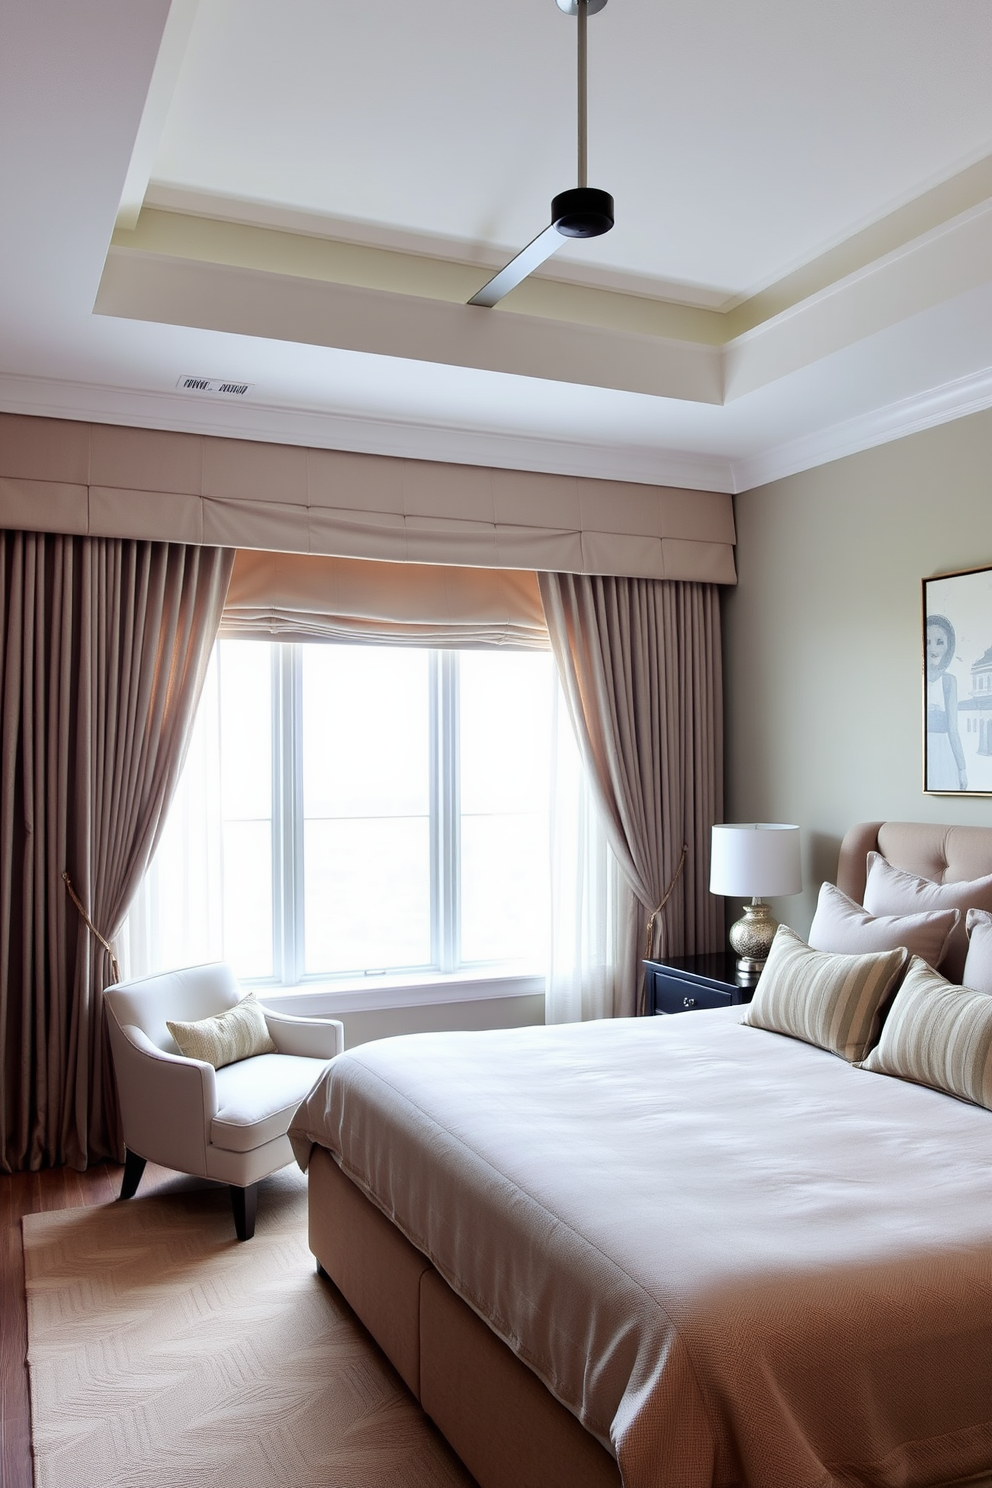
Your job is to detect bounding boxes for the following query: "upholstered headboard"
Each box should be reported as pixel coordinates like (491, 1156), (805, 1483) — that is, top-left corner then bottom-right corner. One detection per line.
(837, 821), (992, 904)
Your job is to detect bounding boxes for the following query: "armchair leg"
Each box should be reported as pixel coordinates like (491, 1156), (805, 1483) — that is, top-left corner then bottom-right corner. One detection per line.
(119, 1149), (147, 1201)
(230, 1183), (258, 1242)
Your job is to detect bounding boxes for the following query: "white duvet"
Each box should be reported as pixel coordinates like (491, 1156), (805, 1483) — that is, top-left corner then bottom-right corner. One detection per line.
(290, 1009), (992, 1488)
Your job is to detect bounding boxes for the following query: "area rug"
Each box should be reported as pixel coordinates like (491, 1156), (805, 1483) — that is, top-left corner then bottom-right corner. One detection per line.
(23, 1169), (474, 1488)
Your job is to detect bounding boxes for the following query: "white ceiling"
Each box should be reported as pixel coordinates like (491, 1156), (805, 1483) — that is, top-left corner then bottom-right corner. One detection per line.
(3, 0), (992, 494)
(152, 0), (992, 302)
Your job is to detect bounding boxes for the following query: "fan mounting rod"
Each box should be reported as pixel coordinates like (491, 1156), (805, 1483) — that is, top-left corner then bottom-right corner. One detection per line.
(468, 0), (612, 309)
(557, 0), (607, 183)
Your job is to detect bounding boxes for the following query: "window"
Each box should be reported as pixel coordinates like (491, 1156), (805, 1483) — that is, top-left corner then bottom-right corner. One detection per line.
(127, 640), (556, 986)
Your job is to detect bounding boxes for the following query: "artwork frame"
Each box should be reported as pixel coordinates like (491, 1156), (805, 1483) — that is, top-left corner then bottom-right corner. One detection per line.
(923, 564), (992, 796)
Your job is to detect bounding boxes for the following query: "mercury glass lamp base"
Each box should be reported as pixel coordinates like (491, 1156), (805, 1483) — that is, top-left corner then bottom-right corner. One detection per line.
(734, 960), (764, 987)
(728, 899), (778, 981)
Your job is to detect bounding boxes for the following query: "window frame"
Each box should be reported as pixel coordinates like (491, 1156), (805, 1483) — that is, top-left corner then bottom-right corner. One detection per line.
(255, 641), (542, 989)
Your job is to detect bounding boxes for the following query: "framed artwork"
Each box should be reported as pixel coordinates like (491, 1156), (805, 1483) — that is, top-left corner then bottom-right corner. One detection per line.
(923, 564), (992, 795)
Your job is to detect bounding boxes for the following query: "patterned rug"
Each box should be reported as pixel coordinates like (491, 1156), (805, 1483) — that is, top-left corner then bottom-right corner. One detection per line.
(23, 1168), (474, 1488)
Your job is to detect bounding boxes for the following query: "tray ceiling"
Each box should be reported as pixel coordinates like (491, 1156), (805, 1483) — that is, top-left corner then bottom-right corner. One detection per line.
(4, 0), (992, 493)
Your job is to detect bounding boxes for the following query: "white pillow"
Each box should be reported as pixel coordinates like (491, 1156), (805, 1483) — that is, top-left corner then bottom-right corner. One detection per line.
(963, 908), (992, 995)
(807, 881), (959, 968)
(862, 851), (992, 984)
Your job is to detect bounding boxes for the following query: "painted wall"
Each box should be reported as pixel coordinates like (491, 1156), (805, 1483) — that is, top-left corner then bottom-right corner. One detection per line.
(724, 407), (992, 936)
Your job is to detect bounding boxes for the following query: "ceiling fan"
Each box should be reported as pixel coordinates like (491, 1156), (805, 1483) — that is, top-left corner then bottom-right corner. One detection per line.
(468, 0), (613, 309)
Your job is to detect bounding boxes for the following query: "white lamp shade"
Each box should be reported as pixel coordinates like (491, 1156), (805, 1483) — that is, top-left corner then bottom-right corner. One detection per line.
(709, 823), (802, 898)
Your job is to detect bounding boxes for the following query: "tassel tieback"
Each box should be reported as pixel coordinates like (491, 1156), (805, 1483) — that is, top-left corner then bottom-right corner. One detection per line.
(63, 872), (121, 985)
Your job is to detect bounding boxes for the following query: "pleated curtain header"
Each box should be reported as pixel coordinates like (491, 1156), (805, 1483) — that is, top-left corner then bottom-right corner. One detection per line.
(0, 413), (736, 584)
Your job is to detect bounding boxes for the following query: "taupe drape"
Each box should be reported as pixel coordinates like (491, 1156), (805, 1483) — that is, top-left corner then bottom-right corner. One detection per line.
(0, 532), (233, 1171)
(539, 573), (723, 1017)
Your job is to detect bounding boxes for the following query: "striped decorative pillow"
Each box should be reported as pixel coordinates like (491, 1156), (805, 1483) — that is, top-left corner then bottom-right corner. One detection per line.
(742, 925), (908, 1062)
(858, 956), (992, 1110)
(167, 991), (276, 1070)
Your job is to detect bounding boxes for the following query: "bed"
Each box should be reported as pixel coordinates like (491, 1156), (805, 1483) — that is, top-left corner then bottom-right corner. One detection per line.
(289, 822), (992, 1488)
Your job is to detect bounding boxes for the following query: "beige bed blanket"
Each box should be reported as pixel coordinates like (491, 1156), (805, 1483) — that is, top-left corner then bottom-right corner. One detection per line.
(289, 1009), (992, 1488)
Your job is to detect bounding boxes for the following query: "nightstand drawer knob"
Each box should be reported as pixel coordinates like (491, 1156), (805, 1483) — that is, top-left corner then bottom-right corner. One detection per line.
(682, 996), (696, 1009)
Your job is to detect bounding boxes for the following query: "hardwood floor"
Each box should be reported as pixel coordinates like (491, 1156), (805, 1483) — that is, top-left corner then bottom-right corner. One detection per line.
(0, 1159), (200, 1488)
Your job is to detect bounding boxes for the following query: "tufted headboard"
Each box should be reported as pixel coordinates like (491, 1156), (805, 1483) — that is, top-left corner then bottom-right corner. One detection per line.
(837, 821), (992, 905)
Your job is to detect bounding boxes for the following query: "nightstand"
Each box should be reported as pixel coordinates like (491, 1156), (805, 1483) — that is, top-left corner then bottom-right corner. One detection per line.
(643, 952), (758, 1016)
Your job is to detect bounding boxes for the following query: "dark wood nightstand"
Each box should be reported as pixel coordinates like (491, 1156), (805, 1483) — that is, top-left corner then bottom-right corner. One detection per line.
(643, 952), (758, 1016)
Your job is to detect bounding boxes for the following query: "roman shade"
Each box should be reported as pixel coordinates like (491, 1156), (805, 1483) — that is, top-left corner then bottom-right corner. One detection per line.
(0, 414), (737, 584)
(220, 548), (550, 648)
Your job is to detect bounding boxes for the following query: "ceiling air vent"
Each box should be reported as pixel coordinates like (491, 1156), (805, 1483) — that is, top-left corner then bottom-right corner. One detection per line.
(177, 376), (254, 397)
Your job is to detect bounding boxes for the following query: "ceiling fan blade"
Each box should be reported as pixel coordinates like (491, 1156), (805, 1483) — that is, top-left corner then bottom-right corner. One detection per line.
(467, 224), (564, 308)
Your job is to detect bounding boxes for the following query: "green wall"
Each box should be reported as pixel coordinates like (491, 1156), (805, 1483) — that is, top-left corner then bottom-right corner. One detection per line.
(724, 407), (992, 934)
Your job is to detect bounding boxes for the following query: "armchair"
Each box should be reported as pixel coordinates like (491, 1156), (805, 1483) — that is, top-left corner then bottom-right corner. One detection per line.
(104, 963), (343, 1239)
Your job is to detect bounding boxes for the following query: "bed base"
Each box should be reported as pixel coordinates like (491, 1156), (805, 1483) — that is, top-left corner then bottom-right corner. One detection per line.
(308, 1144), (621, 1488)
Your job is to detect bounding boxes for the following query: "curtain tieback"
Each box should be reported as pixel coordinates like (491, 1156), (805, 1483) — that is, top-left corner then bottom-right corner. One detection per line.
(644, 843), (688, 960)
(63, 872), (121, 985)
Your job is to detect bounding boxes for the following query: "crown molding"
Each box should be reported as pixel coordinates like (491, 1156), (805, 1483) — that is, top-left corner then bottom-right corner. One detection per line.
(96, 249), (725, 405)
(9, 359), (992, 502)
(731, 363), (992, 492)
(0, 373), (735, 492)
(724, 196), (992, 401)
(143, 185), (736, 311)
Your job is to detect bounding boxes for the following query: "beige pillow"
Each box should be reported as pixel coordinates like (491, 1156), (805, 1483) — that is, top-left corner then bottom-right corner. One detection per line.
(807, 881), (959, 968)
(963, 909), (992, 995)
(167, 992), (276, 1070)
(742, 924), (908, 1062)
(858, 956), (992, 1111)
(862, 851), (992, 984)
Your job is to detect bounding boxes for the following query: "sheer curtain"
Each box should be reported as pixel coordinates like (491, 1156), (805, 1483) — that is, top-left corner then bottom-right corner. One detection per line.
(545, 684), (630, 1022)
(121, 649), (227, 978)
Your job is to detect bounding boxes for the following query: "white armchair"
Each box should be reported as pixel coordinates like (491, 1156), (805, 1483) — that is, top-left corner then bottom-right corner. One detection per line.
(104, 963), (343, 1239)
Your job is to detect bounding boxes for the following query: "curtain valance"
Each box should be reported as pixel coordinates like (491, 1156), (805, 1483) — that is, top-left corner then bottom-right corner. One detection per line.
(220, 549), (549, 648)
(0, 413), (737, 585)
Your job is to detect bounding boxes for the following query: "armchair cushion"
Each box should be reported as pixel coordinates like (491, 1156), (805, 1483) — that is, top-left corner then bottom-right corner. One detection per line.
(211, 1053), (329, 1153)
(167, 991), (276, 1070)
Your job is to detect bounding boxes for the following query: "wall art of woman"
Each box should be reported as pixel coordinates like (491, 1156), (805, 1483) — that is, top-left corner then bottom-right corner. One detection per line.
(926, 613), (967, 791)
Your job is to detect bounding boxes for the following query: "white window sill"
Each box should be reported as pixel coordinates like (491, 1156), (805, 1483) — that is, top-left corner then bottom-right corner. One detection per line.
(257, 966), (546, 1017)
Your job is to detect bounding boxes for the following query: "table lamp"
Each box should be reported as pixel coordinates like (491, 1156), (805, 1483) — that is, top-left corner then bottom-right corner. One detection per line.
(709, 823), (802, 981)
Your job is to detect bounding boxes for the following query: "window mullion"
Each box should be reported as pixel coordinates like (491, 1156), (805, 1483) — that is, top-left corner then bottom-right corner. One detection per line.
(429, 652), (440, 970)
(270, 646), (287, 983)
(437, 651), (460, 973)
(272, 644), (303, 986)
(290, 645), (306, 982)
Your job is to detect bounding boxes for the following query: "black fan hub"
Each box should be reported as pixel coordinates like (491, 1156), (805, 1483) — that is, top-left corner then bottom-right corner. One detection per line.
(552, 187), (614, 239)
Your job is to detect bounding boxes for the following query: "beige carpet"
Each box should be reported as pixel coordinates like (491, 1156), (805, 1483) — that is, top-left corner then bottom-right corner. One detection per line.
(23, 1168), (475, 1488)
